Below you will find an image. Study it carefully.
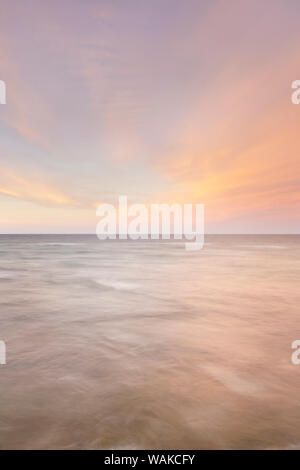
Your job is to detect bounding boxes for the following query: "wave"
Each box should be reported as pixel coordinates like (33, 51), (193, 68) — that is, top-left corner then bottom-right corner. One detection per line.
(203, 365), (265, 396)
(0, 271), (19, 280)
(36, 242), (83, 246)
(238, 244), (287, 250)
(95, 279), (140, 291)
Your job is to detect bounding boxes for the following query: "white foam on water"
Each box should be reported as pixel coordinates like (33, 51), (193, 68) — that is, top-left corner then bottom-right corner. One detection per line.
(238, 244), (287, 250)
(285, 443), (300, 450)
(95, 279), (140, 291)
(203, 365), (265, 396)
(202, 250), (246, 257)
(0, 271), (19, 279)
(36, 242), (83, 246)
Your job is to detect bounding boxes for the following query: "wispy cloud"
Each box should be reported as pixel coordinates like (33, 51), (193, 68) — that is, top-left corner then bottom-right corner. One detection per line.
(0, 0), (300, 232)
(0, 165), (83, 207)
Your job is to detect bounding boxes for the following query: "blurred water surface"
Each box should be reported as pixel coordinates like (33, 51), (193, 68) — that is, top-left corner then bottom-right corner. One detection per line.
(0, 234), (300, 449)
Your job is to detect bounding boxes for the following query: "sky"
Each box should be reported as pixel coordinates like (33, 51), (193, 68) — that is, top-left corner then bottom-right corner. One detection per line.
(0, 0), (299, 233)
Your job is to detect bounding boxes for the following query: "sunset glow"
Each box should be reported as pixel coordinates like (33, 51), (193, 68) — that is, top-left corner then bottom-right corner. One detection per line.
(0, 0), (299, 233)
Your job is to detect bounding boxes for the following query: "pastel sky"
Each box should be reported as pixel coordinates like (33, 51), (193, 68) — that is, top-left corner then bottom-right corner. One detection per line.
(0, 0), (299, 233)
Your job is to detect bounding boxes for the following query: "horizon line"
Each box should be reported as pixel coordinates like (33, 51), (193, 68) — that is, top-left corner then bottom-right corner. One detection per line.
(0, 233), (299, 236)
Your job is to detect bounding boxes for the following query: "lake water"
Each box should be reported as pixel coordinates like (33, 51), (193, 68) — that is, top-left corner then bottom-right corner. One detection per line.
(0, 234), (299, 449)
